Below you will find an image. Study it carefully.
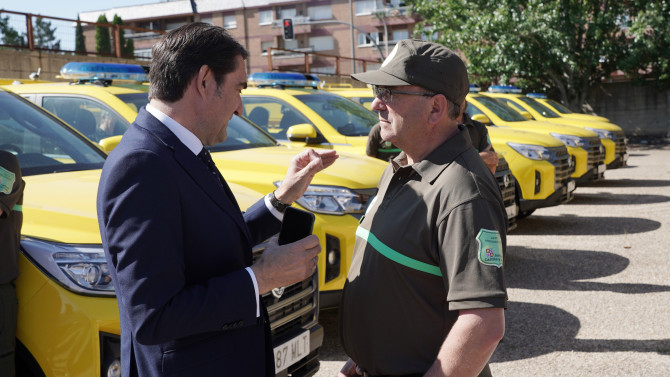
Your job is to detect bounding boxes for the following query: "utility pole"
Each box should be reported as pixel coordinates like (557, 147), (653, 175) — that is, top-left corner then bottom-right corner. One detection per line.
(349, 0), (355, 73)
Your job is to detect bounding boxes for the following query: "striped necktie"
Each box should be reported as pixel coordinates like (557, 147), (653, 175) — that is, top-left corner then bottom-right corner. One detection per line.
(197, 148), (240, 211)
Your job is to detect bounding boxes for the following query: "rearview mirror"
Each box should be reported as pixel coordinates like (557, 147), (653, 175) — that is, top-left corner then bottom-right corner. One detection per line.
(519, 111), (533, 120)
(99, 135), (123, 153)
(471, 114), (491, 124)
(287, 124), (317, 142)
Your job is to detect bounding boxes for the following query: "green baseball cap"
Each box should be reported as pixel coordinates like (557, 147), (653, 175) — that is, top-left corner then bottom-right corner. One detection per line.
(351, 39), (469, 104)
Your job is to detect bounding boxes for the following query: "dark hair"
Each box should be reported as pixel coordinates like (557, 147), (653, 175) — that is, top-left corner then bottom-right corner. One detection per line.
(149, 22), (249, 102)
(448, 99), (461, 120)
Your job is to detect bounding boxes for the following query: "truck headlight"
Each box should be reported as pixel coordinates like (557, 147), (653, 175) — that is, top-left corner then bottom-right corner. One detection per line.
(275, 183), (370, 215)
(21, 238), (115, 296)
(550, 133), (587, 148)
(585, 127), (615, 140)
(507, 143), (552, 161)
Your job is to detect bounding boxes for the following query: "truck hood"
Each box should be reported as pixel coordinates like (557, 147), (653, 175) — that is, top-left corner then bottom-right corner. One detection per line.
(488, 126), (564, 147)
(211, 146), (386, 193)
(499, 120), (599, 138)
(22, 170), (263, 244)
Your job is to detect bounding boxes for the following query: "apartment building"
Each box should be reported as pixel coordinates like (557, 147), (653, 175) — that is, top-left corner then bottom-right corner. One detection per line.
(79, 0), (424, 76)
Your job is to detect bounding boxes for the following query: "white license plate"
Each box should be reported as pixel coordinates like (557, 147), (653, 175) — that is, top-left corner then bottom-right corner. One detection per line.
(567, 180), (576, 193)
(597, 164), (606, 174)
(274, 330), (310, 373)
(505, 204), (518, 219)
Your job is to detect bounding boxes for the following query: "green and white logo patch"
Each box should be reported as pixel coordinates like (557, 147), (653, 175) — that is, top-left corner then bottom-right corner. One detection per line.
(476, 229), (503, 268)
(0, 166), (15, 195)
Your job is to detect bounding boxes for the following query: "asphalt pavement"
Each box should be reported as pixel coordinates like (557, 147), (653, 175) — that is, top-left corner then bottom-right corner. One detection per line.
(314, 143), (670, 377)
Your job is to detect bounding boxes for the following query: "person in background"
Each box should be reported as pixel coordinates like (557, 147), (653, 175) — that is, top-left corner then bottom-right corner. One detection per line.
(461, 103), (498, 174)
(366, 122), (401, 161)
(97, 23), (337, 377)
(0, 150), (25, 377)
(339, 39), (507, 377)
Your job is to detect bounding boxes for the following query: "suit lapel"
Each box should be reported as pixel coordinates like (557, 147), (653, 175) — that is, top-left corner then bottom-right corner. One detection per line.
(134, 108), (253, 245)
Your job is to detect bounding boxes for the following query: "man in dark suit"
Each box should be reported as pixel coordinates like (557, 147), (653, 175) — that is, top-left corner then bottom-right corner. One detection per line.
(97, 23), (337, 377)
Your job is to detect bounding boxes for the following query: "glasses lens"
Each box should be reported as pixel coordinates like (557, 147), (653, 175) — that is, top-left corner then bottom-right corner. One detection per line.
(373, 86), (391, 103)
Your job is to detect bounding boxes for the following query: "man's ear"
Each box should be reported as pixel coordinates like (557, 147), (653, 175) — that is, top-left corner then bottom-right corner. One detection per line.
(195, 65), (212, 97)
(427, 94), (448, 125)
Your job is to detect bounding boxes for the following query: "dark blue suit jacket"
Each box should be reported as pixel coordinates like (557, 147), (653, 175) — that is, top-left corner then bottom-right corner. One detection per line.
(97, 108), (281, 377)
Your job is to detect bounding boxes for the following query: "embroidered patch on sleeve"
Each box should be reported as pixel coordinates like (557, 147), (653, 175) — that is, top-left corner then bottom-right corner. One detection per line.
(476, 229), (503, 268)
(0, 166), (16, 195)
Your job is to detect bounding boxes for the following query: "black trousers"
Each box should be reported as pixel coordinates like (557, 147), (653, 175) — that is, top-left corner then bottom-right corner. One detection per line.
(0, 282), (17, 377)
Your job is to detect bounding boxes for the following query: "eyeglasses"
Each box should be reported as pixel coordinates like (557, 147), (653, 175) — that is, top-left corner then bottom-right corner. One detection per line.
(372, 85), (436, 104)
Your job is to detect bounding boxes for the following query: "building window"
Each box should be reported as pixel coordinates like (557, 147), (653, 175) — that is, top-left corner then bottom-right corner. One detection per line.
(357, 32), (382, 46)
(200, 16), (213, 25)
(355, 0), (383, 15)
(166, 20), (188, 30)
(279, 8), (296, 20)
(309, 36), (334, 51)
(308, 5), (332, 20)
(223, 14), (237, 29)
(259, 10), (274, 25)
(391, 29), (408, 42)
(284, 39), (299, 50)
(261, 41), (275, 54)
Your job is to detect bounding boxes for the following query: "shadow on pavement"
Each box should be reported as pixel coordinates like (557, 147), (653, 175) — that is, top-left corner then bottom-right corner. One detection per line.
(567, 192), (670, 205)
(582, 179), (670, 188)
(491, 302), (670, 363)
(513, 215), (660, 236)
(505, 246), (670, 294)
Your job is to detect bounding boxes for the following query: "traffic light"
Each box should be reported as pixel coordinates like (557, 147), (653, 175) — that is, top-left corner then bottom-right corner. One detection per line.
(283, 18), (294, 40)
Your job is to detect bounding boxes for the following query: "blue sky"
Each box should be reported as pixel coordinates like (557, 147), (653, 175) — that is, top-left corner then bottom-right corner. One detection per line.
(13, 0), (155, 20)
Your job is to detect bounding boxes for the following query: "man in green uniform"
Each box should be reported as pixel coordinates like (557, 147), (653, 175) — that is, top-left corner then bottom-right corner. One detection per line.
(366, 122), (401, 161)
(0, 150), (25, 377)
(339, 40), (507, 377)
(461, 103), (498, 174)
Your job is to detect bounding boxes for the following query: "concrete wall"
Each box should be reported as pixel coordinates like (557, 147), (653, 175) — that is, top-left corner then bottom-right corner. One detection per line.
(0, 50), (148, 82)
(592, 81), (670, 139)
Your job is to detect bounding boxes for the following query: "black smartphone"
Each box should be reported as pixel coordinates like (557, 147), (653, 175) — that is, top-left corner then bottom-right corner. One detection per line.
(278, 207), (316, 245)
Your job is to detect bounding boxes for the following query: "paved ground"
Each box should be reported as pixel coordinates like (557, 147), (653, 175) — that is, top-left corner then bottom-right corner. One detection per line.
(314, 144), (670, 377)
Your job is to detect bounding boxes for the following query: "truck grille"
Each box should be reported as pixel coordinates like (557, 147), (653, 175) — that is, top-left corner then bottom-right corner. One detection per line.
(548, 146), (572, 184)
(584, 137), (605, 170)
(614, 132), (627, 156)
(494, 157), (516, 208)
(494, 156), (517, 230)
(253, 243), (318, 340)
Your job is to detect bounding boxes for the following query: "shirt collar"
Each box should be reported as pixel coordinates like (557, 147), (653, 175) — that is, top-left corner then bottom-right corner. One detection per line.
(391, 124), (472, 184)
(146, 103), (203, 155)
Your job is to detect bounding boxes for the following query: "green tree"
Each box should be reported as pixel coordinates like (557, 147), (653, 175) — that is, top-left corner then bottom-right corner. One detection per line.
(0, 15), (26, 46)
(620, 1), (670, 85)
(95, 14), (111, 55)
(408, 0), (669, 111)
(112, 14), (134, 57)
(34, 17), (61, 50)
(75, 16), (86, 53)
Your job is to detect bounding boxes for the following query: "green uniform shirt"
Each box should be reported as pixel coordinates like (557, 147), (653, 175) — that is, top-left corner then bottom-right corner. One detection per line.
(0, 150), (24, 284)
(340, 127), (507, 376)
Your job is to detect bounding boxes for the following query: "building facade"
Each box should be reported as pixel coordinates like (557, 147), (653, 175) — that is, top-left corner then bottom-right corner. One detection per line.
(80, 0), (425, 76)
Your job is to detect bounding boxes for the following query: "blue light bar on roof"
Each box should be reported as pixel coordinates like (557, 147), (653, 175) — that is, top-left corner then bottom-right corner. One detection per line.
(526, 93), (548, 99)
(247, 72), (320, 89)
(488, 85), (523, 94)
(59, 62), (148, 83)
(469, 84), (481, 93)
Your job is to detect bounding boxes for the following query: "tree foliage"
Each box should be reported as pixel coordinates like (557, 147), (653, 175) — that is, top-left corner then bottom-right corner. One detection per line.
(0, 15), (26, 46)
(112, 14), (135, 57)
(34, 17), (61, 50)
(407, 0), (670, 111)
(95, 14), (111, 55)
(75, 17), (86, 53)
